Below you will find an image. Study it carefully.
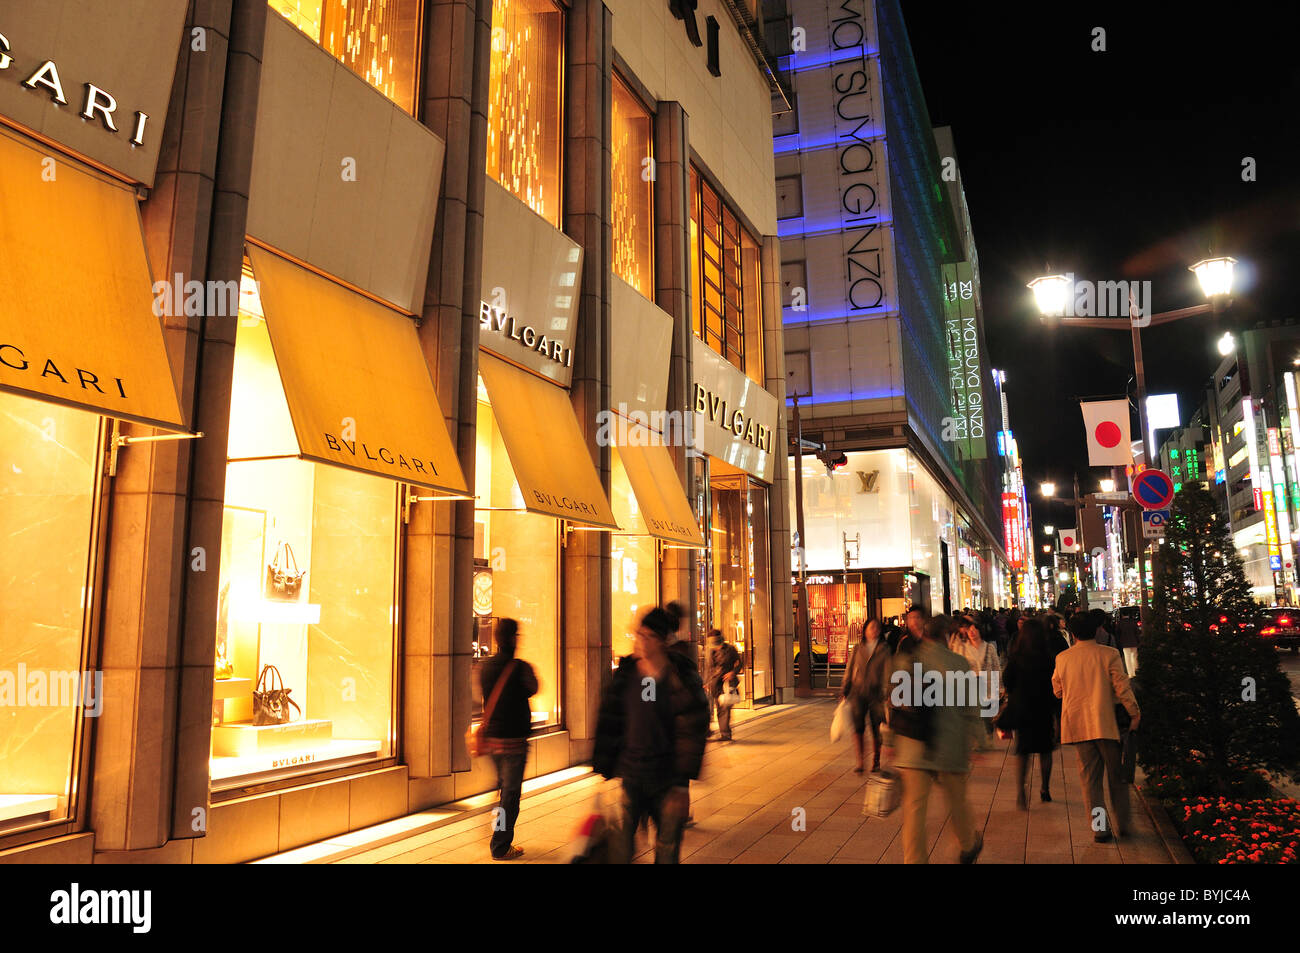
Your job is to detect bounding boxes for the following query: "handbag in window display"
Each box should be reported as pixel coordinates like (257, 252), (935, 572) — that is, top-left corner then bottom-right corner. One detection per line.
(264, 541), (307, 601)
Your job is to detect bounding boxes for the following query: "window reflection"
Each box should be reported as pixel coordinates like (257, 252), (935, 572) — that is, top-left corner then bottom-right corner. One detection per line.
(611, 75), (654, 298)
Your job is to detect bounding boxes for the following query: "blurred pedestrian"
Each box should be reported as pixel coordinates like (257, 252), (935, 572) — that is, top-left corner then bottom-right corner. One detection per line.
(1116, 610), (1140, 676)
(1002, 618), (1058, 808)
(890, 615), (984, 864)
(953, 615), (1000, 748)
(664, 600), (698, 671)
(478, 618), (538, 861)
(1054, 613), (1141, 841)
(891, 604), (927, 655)
(704, 628), (743, 741)
(593, 606), (709, 863)
(842, 618), (891, 773)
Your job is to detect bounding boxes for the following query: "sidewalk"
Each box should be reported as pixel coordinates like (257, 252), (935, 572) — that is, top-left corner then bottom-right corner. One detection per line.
(272, 696), (1173, 864)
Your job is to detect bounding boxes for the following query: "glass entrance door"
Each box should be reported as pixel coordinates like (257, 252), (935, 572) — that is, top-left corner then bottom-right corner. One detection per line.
(700, 462), (774, 706)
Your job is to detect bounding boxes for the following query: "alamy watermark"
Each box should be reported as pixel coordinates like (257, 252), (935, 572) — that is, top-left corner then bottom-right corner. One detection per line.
(889, 664), (1000, 718)
(595, 404), (700, 451)
(1043, 273), (1152, 326)
(0, 666), (103, 716)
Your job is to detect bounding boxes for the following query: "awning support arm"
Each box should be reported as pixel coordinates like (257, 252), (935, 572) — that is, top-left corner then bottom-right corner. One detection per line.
(108, 421), (205, 476)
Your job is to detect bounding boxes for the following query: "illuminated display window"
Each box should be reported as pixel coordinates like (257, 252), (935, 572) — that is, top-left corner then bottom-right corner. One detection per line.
(0, 394), (103, 836)
(690, 166), (765, 384)
(1228, 445), (1249, 469)
(486, 0), (565, 227)
(610, 453), (659, 664)
(473, 378), (561, 728)
(268, 0), (422, 115)
(611, 74), (655, 299)
(212, 269), (397, 790)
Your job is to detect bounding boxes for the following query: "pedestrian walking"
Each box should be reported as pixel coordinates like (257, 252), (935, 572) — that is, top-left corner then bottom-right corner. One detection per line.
(889, 614), (984, 864)
(841, 617), (891, 773)
(891, 604), (927, 655)
(1115, 610), (1140, 676)
(704, 628), (743, 741)
(478, 618), (538, 861)
(593, 606), (710, 863)
(1001, 618), (1058, 808)
(1053, 613), (1141, 841)
(953, 615), (1000, 748)
(664, 600), (698, 671)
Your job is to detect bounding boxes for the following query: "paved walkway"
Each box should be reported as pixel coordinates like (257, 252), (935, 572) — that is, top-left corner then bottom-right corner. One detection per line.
(306, 697), (1172, 864)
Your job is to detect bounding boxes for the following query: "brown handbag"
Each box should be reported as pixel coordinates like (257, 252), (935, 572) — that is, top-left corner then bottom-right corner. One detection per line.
(265, 542), (307, 602)
(466, 660), (517, 758)
(253, 664), (301, 726)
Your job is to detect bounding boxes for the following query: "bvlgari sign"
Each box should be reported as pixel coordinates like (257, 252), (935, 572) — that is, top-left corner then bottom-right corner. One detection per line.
(0, 1), (190, 186)
(480, 178), (583, 387)
(691, 337), (779, 483)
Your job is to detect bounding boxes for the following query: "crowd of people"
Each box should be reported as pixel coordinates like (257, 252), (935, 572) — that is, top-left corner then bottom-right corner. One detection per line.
(845, 602), (1141, 862)
(473, 599), (1140, 863)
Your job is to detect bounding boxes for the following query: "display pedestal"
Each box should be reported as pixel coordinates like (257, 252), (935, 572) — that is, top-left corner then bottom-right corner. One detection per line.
(0, 793), (59, 825)
(212, 676), (252, 726)
(212, 718), (334, 757)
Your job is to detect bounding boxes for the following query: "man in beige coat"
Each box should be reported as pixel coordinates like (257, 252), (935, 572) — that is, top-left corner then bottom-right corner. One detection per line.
(1053, 613), (1141, 842)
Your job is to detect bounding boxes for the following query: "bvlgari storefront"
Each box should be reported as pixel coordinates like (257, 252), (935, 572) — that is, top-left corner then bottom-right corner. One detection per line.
(207, 13), (466, 793)
(0, 1), (192, 843)
(690, 338), (780, 706)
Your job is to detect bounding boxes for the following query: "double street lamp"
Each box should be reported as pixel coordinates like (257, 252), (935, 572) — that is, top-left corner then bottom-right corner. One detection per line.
(1028, 256), (1238, 620)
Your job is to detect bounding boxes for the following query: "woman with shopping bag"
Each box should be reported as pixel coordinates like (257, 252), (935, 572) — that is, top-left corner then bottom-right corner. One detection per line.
(840, 618), (892, 773)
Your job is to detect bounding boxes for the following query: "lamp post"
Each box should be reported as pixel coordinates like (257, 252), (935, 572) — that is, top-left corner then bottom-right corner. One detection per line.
(1028, 256), (1237, 623)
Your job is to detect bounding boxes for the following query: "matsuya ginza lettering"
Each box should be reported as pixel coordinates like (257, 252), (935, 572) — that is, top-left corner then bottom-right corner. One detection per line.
(479, 301), (573, 368)
(692, 383), (772, 453)
(0, 31), (150, 147)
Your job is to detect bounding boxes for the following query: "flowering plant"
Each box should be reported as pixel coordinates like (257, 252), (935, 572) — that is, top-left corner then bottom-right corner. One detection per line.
(1173, 795), (1300, 864)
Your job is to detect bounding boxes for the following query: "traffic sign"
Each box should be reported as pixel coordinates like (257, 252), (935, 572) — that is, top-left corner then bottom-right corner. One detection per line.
(1142, 509), (1169, 538)
(1133, 468), (1175, 510)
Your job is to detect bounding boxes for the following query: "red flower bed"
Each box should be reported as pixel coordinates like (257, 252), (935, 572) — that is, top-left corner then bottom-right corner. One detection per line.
(1175, 796), (1300, 864)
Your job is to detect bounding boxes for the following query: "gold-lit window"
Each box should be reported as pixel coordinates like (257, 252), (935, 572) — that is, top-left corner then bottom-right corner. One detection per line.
(268, 0), (422, 115)
(611, 75), (654, 298)
(487, 0), (565, 227)
(690, 167), (765, 383)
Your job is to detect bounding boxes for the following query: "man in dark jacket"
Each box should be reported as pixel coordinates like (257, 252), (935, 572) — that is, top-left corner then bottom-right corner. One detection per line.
(704, 629), (743, 740)
(593, 606), (709, 863)
(479, 618), (538, 860)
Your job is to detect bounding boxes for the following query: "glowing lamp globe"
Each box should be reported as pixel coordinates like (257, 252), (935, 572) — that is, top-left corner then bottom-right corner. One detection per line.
(1028, 274), (1071, 317)
(1190, 257), (1236, 299)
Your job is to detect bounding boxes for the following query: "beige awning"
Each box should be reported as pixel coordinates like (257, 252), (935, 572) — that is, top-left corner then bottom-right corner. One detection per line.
(613, 426), (706, 548)
(0, 127), (185, 429)
(246, 245), (467, 493)
(478, 352), (617, 529)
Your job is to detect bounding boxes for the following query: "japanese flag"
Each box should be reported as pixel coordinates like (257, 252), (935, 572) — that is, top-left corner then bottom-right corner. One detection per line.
(1080, 399), (1132, 466)
(1059, 529), (1080, 553)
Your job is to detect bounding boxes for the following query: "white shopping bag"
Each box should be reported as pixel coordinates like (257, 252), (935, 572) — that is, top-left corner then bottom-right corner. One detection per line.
(830, 698), (852, 742)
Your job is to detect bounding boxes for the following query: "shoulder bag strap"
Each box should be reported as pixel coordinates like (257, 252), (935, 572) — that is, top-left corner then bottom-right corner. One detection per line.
(284, 544), (297, 574)
(481, 660), (518, 727)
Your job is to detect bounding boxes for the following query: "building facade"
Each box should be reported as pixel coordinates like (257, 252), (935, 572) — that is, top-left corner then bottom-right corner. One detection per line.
(771, 0), (1013, 648)
(0, 0), (791, 863)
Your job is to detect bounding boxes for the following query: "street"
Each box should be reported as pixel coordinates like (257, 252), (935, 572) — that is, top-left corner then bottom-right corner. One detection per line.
(275, 698), (1173, 865)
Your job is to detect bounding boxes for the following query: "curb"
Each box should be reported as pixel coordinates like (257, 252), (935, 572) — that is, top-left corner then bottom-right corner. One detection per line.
(1133, 780), (1195, 864)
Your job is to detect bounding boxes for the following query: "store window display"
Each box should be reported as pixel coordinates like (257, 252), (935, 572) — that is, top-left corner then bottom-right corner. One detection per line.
(486, 0), (565, 227)
(611, 74), (654, 299)
(211, 270), (398, 789)
(472, 379), (561, 728)
(610, 450), (660, 665)
(267, 0), (423, 114)
(0, 394), (102, 834)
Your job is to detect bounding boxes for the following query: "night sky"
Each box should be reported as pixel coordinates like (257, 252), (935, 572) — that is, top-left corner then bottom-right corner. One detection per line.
(900, 2), (1300, 558)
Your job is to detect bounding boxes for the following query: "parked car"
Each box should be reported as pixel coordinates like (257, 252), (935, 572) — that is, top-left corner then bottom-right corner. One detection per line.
(1256, 607), (1300, 653)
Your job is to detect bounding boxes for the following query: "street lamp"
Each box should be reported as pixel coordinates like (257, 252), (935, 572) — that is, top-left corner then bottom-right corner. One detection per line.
(1191, 256), (1237, 299)
(1044, 524), (1055, 536)
(1027, 274), (1071, 317)
(1099, 478), (1116, 493)
(1042, 545), (1052, 554)
(1217, 331), (1236, 356)
(1040, 482), (1056, 497)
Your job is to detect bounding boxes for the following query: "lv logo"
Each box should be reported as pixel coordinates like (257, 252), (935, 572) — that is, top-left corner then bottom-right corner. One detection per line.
(856, 470), (879, 493)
